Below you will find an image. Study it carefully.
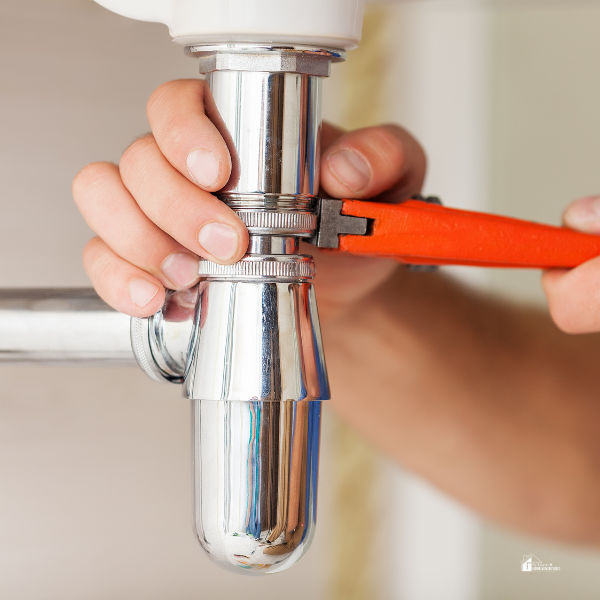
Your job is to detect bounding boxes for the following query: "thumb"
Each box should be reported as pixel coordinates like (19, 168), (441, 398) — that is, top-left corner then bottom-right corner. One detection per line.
(563, 195), (600, 234)
(320, 125), (426, 200)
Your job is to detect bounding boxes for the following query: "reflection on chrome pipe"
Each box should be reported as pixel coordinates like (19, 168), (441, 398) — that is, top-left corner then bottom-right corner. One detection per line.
(193, 398), (321, 574)
(0, 288), (134, 365)
(184, 268), (328, 573)
(185, 276), (329, 403)
(207, 69), (322, 200)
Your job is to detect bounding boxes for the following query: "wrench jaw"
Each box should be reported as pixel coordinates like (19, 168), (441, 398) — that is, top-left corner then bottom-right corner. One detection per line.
(305, 198), (369, 249)
(305, 196), (442, 279)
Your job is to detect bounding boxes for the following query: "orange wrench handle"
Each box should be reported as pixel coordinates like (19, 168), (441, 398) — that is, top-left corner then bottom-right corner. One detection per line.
(338, 199), (600, 269)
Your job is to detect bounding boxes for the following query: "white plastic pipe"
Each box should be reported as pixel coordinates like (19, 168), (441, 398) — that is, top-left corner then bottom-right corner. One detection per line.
(93, 0), (366, 50)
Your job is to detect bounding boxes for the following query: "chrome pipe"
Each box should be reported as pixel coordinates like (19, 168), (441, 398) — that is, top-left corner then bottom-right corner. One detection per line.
(193, 398), (321, 574)
(208, 69), (322, 200)
(247, 236), (299, 255)
(173, 45), (337, 573)
(185, 279), (328, 403)
(133, 271), (329, 572)
(0, 288), (134, 366)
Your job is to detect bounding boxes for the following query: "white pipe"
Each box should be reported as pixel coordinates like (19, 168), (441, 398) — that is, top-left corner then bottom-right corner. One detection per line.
(93, 0), (366, 50)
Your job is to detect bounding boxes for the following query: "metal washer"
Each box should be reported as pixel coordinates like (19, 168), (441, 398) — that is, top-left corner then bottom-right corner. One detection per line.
(198, 255), (315, 279)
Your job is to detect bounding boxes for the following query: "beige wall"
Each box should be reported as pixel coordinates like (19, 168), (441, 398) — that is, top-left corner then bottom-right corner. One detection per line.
(483, 3), (600, 598)
(488, 1), (600, 304)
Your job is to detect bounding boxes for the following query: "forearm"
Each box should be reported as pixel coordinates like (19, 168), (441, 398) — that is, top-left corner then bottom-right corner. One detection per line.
(322, 268), (600, 544)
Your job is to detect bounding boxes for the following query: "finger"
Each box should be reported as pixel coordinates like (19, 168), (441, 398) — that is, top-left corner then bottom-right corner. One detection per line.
(147, 79), (232, 192)
(120, 135), (248, 264)
(321, 122), (345, 152)
(73, 161), (202, 291)
(562, 195), (600, 234)
(320, 124), (427, 200)
(83, 237), (166, 318)
(542, 258), (600, 334)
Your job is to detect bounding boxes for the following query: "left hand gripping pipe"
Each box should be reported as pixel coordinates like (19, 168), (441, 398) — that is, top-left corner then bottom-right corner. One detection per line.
(4, 0), (600, 575)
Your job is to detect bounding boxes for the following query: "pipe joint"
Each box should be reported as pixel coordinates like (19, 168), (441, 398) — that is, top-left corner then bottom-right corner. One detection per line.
(188, 44), (344, 76)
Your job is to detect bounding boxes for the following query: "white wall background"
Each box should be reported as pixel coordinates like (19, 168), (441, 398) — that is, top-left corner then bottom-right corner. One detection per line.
(379, 2), (491, 599)
(482, 3), (600, 598)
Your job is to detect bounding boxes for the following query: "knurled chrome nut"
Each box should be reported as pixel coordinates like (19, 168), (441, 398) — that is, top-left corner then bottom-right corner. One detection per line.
(236, 211), (317, 235)
(197, 52), (331, 76)
(198, 255), (316, 280)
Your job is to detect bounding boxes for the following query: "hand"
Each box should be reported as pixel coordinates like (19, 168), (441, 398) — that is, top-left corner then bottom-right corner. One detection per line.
(72, 80), (246, 317)
(72, 79), (426, 318)
(543, 195), (600, 333)
(307, 121), (426, 323)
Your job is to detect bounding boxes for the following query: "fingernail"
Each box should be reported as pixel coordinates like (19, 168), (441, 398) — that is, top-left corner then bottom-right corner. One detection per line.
(327, 149), (372, 192)
(161, 253), (200, 288)
(186, 147), (220, 188)
(564, 195), (600, 231)
(198, 222), (240, 262)
(129, 278), (159, 308)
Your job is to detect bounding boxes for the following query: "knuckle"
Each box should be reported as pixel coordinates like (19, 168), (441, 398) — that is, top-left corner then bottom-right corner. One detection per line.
(152, 189), (183, 225)
(329, 126), (407, 173)
(545, 291), (578, 334)
(147, 81), (179, 121)
(147, 80), (175, 112)
(82, 238), (166, 315)
(147, 80), (187, 110)
(82, 237), (107, 274)
(374, 125), (427, 173)
(147, 79), (206, 122)
(374, 125), (404, 149)
(370, 126), (407, 169)
(72, 162), (114, 201)
(88, 249), (118, 294)
(119, 135), (155, 180)
(160, 124), (189, 158)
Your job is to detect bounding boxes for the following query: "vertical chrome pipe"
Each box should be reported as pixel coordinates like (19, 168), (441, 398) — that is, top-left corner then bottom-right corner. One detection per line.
(170, 45), (341, 573)
(193, 399), (322, 573)
(185, 274), (329, 573)
(208, 69), (322, 200)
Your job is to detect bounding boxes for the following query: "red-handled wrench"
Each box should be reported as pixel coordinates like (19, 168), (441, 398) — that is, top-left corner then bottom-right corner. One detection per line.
(309, 198), (600, 269)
